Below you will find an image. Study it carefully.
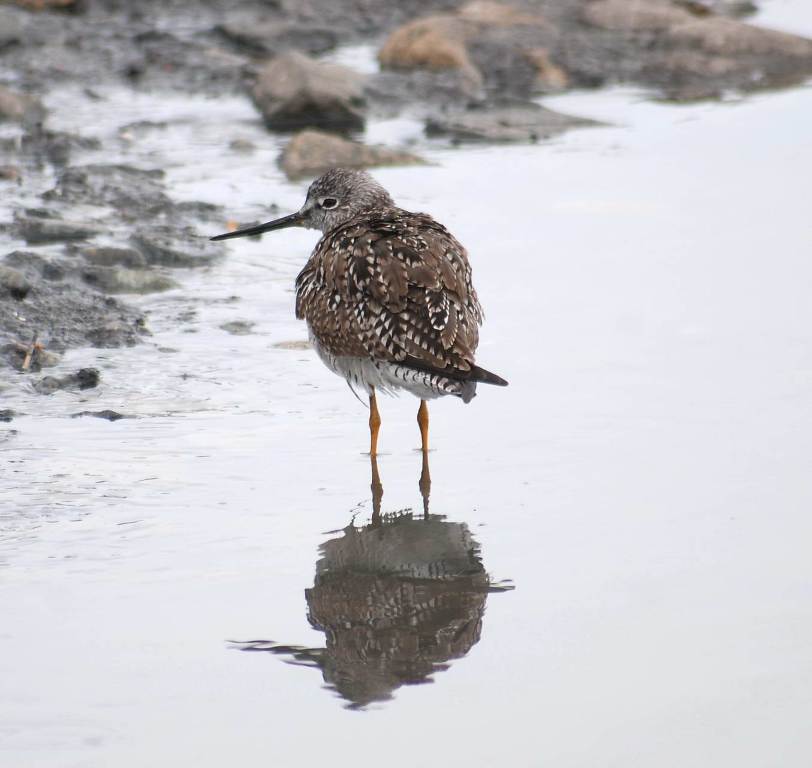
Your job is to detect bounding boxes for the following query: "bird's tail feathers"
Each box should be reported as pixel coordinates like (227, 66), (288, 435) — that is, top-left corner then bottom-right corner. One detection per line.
(469, 365), (508, 387)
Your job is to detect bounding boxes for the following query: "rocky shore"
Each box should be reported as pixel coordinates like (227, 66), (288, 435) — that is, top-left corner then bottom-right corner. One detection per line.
(2, 0), (811, 401)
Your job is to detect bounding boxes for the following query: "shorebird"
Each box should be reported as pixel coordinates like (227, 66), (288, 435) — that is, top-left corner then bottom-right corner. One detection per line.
(211, 168), (507, 456)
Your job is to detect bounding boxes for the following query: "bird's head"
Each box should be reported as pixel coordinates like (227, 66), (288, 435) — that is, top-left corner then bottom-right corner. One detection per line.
(211, 168), (395, 241)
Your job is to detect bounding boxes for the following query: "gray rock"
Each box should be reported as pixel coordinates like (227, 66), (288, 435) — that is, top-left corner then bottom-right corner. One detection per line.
(216, 21), (338, 57)
(0, 130), (101, 167)
(0, 409), (14, 422)
(0, 265), (31, 300)
(81, 246), (147, 268)
(580, 0), (812, 100)
(85, 321), (142, 348)
(280, 129), (425, 179)
(45, 164), (170, 216)
(3, 250), (68, 281)
(229, 138), (256, 153)
(131, 226), (224, 267)
(33, 367), (100, 395)
(72, 410), (129, 421)
(219, 320), (255, 335)
(14, 215), (100, 244)
(172, 199), (223, 222)
(365, 68), (486, 112)
(81, 265), (178, 294)
(376, 5), (552, 100)
(0, 9), (24, 48)
(0, 260), (144, 357)
(251, 51), (366, 133)
(0, 1), (251, 97)
(0, 0), (805, 113)
(375, 0), (812, 104)
(426, 102), (598, 143)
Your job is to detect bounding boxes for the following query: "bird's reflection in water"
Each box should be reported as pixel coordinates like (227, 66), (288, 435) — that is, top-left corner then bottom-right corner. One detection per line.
(233, 453), (512, 709)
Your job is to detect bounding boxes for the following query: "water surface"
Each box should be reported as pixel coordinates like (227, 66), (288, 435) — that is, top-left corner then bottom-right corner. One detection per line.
(2, 13), (812, 767)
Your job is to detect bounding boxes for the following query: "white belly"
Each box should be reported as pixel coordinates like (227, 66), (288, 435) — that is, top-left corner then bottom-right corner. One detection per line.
(308, 330), (468, 401)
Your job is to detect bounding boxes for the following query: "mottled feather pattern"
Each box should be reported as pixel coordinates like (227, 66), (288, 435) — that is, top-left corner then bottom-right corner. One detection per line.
(213, 168), (504, 401)
(296, 208), (484, 383)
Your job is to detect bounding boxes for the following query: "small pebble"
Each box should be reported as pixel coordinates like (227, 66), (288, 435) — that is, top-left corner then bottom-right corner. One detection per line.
(220, 320), (255, 335)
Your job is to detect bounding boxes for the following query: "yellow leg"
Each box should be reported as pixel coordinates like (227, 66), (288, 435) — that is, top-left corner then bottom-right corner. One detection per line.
(417, 399), (429, 454)
(417, 399), (430, 517)
(369, 387), (381, 457)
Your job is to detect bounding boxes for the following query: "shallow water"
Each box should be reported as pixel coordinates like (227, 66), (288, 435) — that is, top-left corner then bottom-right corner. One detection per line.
(2, 9), (812, 767)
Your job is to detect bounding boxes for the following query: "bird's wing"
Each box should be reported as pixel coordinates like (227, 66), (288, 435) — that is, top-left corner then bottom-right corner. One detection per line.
(296, 210), (483, 378)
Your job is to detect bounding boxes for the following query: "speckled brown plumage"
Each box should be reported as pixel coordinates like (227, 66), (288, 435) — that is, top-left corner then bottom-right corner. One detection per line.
(295, 207), (484, 386)
(211, 169), (506, 449)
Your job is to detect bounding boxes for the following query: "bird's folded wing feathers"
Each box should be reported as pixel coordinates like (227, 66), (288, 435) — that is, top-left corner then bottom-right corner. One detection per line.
(296, 211), (483, 378)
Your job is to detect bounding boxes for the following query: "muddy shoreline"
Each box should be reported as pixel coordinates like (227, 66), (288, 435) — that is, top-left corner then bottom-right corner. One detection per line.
(2, 0), (812, 403)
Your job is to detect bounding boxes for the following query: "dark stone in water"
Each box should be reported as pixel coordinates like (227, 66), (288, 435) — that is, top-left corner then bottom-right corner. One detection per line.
(45, 164), (170, 217)
(0, 131), (101, 167)
(229, 138), (255, 153)
(3, 250), (68, 281)
(131, 225), (224, 267)
(72, 409), (129, 421)
(84, 320), (143, 347)
(14, 214), (100, 244)
(251, 51), (366, 133)
(0, 265), (32, 300)
(425, 102), (598, 143)
(172, 199), (223, 222)
(0, 8), (23, 49)
(219, 320), (255, 335)
(1, 250), (146, 377)
(279, 129), (425, 180)
(81, 265), (178, 295)
(33, 367), (100, 395)
(80, 246), (147, 269)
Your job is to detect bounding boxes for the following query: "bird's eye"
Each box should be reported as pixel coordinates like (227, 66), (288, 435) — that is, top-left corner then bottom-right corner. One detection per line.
(320, 197), (338, 209)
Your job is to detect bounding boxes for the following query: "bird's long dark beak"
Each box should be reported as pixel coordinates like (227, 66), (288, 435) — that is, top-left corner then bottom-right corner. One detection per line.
(210, 211), (304, 242)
